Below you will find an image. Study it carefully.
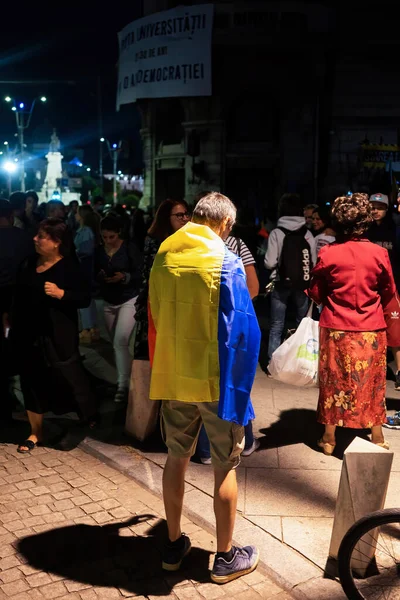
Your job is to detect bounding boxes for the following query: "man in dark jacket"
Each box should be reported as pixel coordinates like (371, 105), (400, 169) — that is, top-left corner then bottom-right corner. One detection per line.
(367, 193), (398, 272)
(367, 192), (400, 393)
(0, 199), (34, 421)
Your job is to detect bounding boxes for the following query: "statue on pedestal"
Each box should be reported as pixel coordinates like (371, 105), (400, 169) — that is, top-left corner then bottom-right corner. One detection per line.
(49, 129), (60, 153)
(38, 129), (80, 206)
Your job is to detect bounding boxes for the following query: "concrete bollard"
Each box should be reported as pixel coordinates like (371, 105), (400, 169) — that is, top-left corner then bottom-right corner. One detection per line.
(125, 359), (160, 442)
(329, 436), (393, 576)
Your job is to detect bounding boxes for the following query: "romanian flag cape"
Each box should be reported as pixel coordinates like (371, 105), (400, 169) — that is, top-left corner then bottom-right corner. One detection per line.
(148, 222), (261, 426)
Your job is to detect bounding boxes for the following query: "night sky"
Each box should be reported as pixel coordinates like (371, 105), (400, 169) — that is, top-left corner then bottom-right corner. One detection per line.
(0, 3), (143, 173)
(0, 1), (388, 178)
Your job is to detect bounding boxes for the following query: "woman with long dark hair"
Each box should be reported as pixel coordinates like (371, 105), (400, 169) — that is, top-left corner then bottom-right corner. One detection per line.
(95, 214), (142, 403)
(134, 199), (190, 358)
(9, 218), (98, 453)
(312, 206), (336, 255)
(75, 205), (101, 343)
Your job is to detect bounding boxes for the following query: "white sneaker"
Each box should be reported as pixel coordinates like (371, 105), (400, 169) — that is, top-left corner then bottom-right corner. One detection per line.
(114, 388), (128, 403)
(200, 457), (212, 465)
(242, 439), (261, 457)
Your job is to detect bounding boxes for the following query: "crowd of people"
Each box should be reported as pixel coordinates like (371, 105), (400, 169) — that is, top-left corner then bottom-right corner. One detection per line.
(0, 193), (150, 429)
(1, 186), (400, 583)
(264, 191), (400, 446)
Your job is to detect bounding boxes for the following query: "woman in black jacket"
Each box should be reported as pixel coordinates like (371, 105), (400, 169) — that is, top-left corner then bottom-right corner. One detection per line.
(95, 215), (142, 403)
(8, 218), (98, 453)
(134, 199), (190, 359)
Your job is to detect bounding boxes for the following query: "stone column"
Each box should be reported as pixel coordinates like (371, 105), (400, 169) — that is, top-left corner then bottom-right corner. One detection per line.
(139, 128), (155, 209)
(182, 120), (225, 205)
(182, 97), (225, 205)
(137, 101), (156, 209)
(329, 436), (393, 576)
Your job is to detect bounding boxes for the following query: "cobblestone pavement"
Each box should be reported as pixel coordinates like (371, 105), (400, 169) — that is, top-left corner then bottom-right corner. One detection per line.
(0, 442), (292, 600)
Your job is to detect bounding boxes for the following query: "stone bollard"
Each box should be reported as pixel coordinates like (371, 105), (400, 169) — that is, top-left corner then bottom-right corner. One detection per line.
(329, 436), (393, 576)
(125, 359), (160, 442)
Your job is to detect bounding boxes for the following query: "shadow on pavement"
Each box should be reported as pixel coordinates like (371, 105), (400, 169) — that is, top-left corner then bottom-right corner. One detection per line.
(0, 418), (83, 452)
(1, 402), (165, 455)
(332, 428), (371, 460)
(18, 515), (211, 595)
(324, 556), (339, 580)
(386, 397), (400, 411)
(259, 408), (322, 450)
(259, 408), (371, 459)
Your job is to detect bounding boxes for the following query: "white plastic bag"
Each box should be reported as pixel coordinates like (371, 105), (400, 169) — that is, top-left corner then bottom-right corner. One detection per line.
(268, 303), (319, 387)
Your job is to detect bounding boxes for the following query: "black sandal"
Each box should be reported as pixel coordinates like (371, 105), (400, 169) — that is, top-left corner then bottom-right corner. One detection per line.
(80, 413), (101, 430)
(88, 415), (101, 429)
(17, 439), (41, 454)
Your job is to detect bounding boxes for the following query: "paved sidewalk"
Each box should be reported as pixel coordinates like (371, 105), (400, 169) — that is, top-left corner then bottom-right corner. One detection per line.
(77, 336), (400, 600)
(0, 441), (290, 600)
(10, 300), (399, 600)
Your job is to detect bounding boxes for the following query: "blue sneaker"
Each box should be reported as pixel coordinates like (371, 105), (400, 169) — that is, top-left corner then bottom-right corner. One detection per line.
(211, 545), (260, 584)
(383, 411), (400, 430)
(161, 534), (191, 571)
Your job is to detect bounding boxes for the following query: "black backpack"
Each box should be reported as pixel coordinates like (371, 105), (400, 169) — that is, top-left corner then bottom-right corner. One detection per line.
(277, 226), (311, 290)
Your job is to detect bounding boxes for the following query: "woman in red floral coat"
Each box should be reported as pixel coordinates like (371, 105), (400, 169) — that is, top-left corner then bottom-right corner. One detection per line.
(308, 193), (396, 455)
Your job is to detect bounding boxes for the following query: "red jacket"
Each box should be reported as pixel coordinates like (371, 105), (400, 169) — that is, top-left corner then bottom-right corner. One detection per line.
(308, 239), (396, 331)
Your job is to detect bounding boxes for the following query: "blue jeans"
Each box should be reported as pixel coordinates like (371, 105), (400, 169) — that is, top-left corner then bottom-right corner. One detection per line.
(79, 299), (98, 330)
(196, 421), (254, 459)
(267, 285), (309, 363)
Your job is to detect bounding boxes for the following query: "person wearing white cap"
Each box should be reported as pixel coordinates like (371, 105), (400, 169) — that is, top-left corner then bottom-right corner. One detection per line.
(367, 192), (400, 396)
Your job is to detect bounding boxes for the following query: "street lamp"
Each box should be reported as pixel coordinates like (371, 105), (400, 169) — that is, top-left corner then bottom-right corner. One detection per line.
(4, 161), (17, 173)
(99, 137), (105, 194)
(4, 95), (47, 191)
(103, 139), (121, 203)
(3, 160), (17, 195)
(2, 140), (17, 194)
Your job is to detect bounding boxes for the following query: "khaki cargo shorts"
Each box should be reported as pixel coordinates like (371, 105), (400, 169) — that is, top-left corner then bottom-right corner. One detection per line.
(160, 400), (245, 470)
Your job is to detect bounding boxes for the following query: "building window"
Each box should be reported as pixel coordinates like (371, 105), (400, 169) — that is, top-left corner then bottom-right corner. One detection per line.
(227, 94), (277, 144)
(155, 99), (184, 146)
(214, 12), (230, 29)
(233, 12), (247, 27)
(232, 11), (278, 31)
(279, 12), (308, 32)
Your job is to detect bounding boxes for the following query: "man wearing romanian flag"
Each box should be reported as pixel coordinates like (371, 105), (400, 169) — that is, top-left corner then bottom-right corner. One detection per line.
(148, 192), (261, 584)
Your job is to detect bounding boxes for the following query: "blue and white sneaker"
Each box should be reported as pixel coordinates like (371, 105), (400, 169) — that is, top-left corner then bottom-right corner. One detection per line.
(211, 545), (260, 584)
(383, 411), (400, 430)
(162, 534), (191, 571)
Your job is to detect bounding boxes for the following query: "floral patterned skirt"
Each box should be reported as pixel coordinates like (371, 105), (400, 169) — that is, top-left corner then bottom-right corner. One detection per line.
(317, 328), (387, 428)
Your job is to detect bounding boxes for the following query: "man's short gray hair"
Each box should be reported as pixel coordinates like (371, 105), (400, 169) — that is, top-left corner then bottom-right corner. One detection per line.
(192, 191), (237, 228)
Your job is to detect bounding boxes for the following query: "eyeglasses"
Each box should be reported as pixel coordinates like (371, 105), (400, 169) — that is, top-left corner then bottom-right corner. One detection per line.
(171, 212), (190, 220)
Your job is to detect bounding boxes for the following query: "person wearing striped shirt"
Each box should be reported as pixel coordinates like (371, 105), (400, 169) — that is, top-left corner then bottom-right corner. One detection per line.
(225, 236), (259, 299)
(193, 189), (260, 299)
(196, 234), (260, 462)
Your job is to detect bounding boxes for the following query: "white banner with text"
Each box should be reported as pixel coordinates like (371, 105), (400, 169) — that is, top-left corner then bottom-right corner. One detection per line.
(117, 4), (214, 108)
